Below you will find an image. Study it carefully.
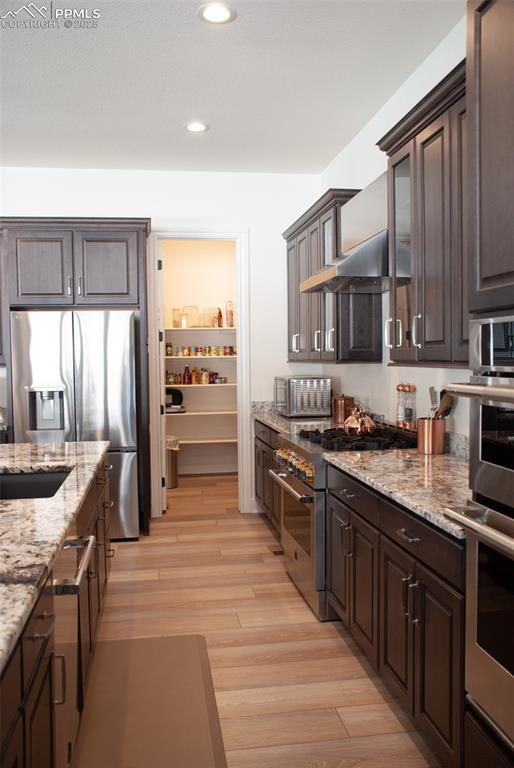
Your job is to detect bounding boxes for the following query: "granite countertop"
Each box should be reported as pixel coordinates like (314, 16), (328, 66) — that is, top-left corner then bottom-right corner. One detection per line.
(252, 401), (332, 435)
(0, 441), (110, 674)
(323, 450), (471, 539)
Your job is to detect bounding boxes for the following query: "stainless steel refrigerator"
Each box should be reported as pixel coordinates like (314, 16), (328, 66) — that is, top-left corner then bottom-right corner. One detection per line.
(10, 309), (140, 539)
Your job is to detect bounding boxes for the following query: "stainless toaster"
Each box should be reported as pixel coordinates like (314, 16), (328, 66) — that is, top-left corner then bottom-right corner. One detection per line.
(274, 376), (332, 417)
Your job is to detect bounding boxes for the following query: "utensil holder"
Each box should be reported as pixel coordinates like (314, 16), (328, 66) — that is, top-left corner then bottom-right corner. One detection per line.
(417, 418), (446, 455)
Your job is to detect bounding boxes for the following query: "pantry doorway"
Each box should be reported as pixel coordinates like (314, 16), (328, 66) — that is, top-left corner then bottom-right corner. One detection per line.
(147, 232), (251, 520)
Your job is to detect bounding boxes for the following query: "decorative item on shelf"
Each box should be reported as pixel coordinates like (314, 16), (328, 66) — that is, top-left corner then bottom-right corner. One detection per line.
(165, 342), (173, 356)
(172, 308), (181, 328)
(226, 301), (235, 328)
(191, 367), (201, 385)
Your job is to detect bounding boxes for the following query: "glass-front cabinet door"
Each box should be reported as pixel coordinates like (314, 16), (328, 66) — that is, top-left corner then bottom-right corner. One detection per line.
(389, 141), (417, 361)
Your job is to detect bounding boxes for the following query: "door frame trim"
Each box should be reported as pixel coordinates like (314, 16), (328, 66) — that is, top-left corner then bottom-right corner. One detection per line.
(147, 230), (250, 517)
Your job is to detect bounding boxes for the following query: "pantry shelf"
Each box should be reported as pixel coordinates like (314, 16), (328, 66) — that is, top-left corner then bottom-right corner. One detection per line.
(179, 437), (238, 445)
(165, 327), (237, 332)
(167, 411), (237, 416)
(165, 356), (237, 360)
(170, 383), (237, 388)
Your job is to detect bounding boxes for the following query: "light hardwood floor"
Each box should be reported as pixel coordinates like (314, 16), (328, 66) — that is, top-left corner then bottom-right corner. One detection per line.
(100, 474), (440, 768)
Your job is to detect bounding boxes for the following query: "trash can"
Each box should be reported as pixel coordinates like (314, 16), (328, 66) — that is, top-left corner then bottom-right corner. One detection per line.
(166, 437), (180, 489)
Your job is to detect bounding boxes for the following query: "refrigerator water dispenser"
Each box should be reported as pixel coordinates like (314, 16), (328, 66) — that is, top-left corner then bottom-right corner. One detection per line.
(28, 388), (65, 431)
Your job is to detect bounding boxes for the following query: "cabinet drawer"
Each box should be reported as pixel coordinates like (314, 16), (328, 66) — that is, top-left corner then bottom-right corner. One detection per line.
(269, 428), (279, 449)
(254, 421), (271, 445)
(327, 467), (379, 527)
(21, 580), (54, 692)
(380, 498), (465, 591)
(0, 645), (22, 750)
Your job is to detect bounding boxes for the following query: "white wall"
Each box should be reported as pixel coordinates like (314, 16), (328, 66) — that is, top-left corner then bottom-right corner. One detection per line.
(320, 15), (470, 437)
(0, 167), (319, 403)
(321, 17), (466, 190)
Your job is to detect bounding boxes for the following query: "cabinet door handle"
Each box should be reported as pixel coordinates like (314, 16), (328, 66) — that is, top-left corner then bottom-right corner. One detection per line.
(385, 317), (393, 349)
(314, 330), (321, 352)
(292, 333), (299, 353)
(106, 548), (115, 558)
(67, 276), (72, 296)
(401, 575), (411, 617)
(53, 654), (67, 705)
(343, 523), (352, 555)
(346, 525), (355, 558)
(27, 620), (55, 642)
(395, 318), (403, 348)
(408, 579), (420, 623)
(412, 313), (422, 349)
(341, 488), (356, 500)
(397, 527), (421, 545)
(326, 327), (335, 353)
(103, 500), (114, 509)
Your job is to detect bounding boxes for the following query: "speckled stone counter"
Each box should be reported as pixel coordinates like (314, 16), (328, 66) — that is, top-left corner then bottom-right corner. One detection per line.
(323, 449), (471, 539)
(0, 441), (109, 674)
(252, 401), (332, 436)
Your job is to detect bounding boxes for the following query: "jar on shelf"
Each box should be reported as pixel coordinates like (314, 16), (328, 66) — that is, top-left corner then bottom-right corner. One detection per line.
(165, 343), (172, 356)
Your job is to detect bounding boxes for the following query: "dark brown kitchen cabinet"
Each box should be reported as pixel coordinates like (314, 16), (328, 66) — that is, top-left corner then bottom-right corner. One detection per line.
(327, 494), (379, 668)
(379, 536), (415, 710)
(467, 0), (514, 313)
(283, 189), (363, 364)
(378, 62), (468, 366)
(254, 423), (280, 535)
(296, 228), (310, 361)
(328, 495), (350, 626)
(73, 230), (139, 305)
(23, 647), (54, 768)
(286, 239), (299, 361)
(0, 714), (24, 768)
(348, 510), (380, 668)
(450, 97), (469, 362)
(7, 229), (74, 306)
(387, 141), (416, 361)
(415, 113), (452, 362)
(413, 563), (464, 768)
(464, 709), (514, 768)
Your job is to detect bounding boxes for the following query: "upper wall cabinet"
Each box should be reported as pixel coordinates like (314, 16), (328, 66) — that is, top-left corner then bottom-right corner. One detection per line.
(1, 219), (150, 308)
(378, 62), (468, 366)
(7, 230), (75, 305)
(467, 0), (514, 313)
(283, 189), (383, 364)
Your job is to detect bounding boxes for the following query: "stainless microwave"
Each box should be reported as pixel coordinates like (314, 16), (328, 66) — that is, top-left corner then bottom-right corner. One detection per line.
(274, 376), (332, 418)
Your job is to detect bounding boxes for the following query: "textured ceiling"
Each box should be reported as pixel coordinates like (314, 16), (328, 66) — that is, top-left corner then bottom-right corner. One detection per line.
(0, 0), (465, 172)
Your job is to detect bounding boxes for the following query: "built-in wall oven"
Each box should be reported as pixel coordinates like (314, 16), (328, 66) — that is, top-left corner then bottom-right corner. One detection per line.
(446, 315), (514, 749)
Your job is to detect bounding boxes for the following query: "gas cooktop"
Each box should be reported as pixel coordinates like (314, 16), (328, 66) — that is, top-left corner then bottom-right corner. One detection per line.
(297, 425), (417, 452)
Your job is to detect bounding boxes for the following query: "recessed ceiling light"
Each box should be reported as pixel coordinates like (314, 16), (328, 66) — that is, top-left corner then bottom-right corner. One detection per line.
(197, 3), (237, 24)
(185, 121), (210, 133)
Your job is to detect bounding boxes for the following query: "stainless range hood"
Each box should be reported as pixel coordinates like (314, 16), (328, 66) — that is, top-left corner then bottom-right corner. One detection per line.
(300, 172), (409, 294)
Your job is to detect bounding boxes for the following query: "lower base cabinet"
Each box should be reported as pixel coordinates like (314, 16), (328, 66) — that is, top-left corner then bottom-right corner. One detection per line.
(23, 650), (54, 768)
(0, 715), (23, 768)
(254, 423), (280, 535)
(328, 471), (466, 768)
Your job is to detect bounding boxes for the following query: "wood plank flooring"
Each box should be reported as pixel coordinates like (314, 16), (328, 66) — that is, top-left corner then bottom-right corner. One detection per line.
(100, 474), (440, 768)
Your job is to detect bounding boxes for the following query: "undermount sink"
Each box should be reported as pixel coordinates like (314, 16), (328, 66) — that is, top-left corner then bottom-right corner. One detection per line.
(0, 470), (71, 500)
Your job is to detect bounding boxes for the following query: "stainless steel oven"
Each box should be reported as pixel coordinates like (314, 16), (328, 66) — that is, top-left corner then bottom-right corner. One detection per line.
(269, 468), (327, 620)
(444, 503), (514, 747)
(449, 316), (514, 508)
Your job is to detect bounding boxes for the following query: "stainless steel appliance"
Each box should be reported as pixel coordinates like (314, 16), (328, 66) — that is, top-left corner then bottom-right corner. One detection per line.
(299, 172), (408, 294)
(443, 503), (514, 748)
(448, 316), (514, 509)
(53, 531), (97, 768)
(11, 310), (139, 539)
(445, 314), (514, 748)
(269, 424), (417, 619)
(274, 376), (332, 418)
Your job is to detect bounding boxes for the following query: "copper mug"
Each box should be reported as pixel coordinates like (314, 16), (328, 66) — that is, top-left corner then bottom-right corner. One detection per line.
(417, 418), (446, 455)
(332, 396), (355, 426)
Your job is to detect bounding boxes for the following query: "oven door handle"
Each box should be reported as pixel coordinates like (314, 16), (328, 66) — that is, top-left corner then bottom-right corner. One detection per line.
(447, 382), (514, 403)
(443, 508), (514, 557)
(268, 469), (314, 505)
(54, 535), (97, 595)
